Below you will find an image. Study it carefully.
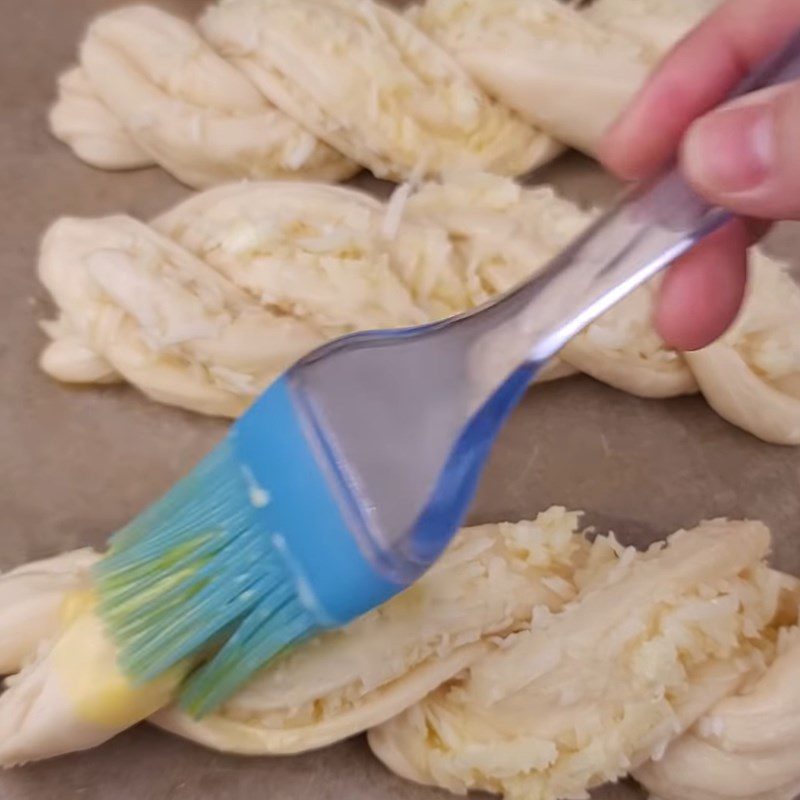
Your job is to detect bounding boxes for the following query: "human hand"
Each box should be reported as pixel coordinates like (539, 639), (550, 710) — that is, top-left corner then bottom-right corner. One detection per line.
(599, 0), (800, 351)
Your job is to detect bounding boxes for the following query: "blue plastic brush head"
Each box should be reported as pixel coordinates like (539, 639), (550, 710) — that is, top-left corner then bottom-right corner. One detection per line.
(94, 375), (404, 717)
(94, 323), (537, 718)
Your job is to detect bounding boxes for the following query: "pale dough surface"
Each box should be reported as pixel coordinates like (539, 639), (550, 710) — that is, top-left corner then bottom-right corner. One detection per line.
(368, 520), (794, 800)
(39, 177), (594, 417)
(37, 174), (800, 444)
(50, 5), (357, 187)
(0, 514), (797, 800)
(0, 511), (589, 761)
(635, 613), (800, 800)
(686, 251), (800, 445)
(48, 0), (717, 186)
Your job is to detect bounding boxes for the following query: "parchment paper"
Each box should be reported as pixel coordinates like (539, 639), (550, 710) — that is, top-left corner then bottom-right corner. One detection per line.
(1, 1), (798, 797)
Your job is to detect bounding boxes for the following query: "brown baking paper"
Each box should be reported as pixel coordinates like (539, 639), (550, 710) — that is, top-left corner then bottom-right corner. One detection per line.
(1, 1), (798, 798)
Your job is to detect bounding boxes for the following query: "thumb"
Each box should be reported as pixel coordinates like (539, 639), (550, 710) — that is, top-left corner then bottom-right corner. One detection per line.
(680, 80), (800, 220)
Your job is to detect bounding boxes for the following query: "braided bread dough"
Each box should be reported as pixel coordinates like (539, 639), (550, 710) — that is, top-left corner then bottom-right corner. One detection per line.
(152, 509), (590, 754)
(49, 0), (715, 186)
(1, 518), (797, 800)
(37, 175), (800, 442)
(0, 588), (189, 766)
(402, 174), (590, 304)
(635, 623), (800, 800)
(411, 0), (650, 155)
(199, 0), (556, 180)
(50, 0), (558, 187)
(49, 66), (151, 170)
(635, 609), (800, 800)
(50, 5), (358, 187)
(367, 520), (785, 800)
(39, 214), (326, 417)
(0, 510), (589, 763)
(152, 182), (428, 335)
(2, 510), (797, 800)
(0, 550), (98, 676)
(686, 251), (800, 445)
(0, 551), (185, 766)
(38, 177), (589, 415)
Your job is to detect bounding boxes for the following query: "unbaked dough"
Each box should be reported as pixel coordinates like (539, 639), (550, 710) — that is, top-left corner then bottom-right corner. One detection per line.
(38, 176), (800, 442)
(368, 520), (786, 800)
(0, 591), (185, 767)
(411, 0), (650, 155)
(0, 515), (797, 800)
(38, 214), (326, 417)
(49, 0), (711, 186)
(1, 511), (797, 794)
(0, 510), (590, 763)
(152, 508), (591, 754)
(0, 550), (99, 676)
(686, 251), (800, 444)
(403, 173), (592, 307)
(50, 5), (357, 187)
(400, 174), (597, 381)
(153, 182), (428, 335)
(634, 579), (800, 800)
(562, 281), (698, 398)
(48, 66), (151, 171)
(39, 177), (592, 416)
(198, 0), (555, 181)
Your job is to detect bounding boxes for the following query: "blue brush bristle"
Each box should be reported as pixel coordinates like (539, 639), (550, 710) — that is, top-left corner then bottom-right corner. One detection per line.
(94, 374), (404, 717)
(93, 438), (318, 717)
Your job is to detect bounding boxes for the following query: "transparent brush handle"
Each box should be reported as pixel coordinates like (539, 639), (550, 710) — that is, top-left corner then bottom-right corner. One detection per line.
(293, 30), (800, 584)
(403, 28), (800, 572)
(475, 28), (800, 389)
(410, 27), (800, 566)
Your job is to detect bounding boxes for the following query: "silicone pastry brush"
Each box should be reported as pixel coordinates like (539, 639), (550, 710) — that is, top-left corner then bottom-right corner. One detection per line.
(94, 34), (800, 717)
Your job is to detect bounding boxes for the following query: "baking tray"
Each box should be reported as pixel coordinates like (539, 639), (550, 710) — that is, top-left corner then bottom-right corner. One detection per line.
(1, 1), (798, 797)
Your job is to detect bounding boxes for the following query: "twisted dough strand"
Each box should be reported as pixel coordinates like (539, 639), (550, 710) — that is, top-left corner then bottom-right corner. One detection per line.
(49, 0), (715, 187)
(50, 5), (359, 186)
(36, 172), (800, 444)
(367, 520), (794, 800)
(0, 511), (797, 800)
(37, 176), (588, 418)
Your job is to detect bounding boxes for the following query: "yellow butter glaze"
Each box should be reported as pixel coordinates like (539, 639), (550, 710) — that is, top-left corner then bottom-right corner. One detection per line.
(55, 590), (187, 728)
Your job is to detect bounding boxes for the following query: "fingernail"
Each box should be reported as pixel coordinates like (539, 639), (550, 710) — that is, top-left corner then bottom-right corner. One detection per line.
(683, 101), (773, 193)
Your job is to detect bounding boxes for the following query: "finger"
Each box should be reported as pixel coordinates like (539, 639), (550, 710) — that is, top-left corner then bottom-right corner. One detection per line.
(681, 81), (800, 219)
(599, 0), (800, 180)
(655, 217), (767, 350)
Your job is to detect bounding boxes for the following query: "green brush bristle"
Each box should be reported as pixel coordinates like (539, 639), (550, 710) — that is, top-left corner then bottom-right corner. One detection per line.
(93, 439), (318, 716)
